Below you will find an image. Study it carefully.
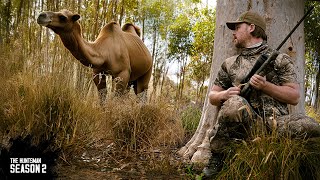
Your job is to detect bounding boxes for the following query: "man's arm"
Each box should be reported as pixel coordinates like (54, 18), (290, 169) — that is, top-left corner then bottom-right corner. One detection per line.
(250, 74), (300, 105)
(209, 85), (241, 106)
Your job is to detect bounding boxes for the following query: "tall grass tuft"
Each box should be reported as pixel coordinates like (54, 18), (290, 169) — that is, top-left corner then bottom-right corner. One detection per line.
(0, 72), (103, 156)
(216, 123), (320, 180)
(104, 95), (184, 151)
(0, 70), (185, 159)
(0, 43), (185, 176)
(181, 105), (201, 137)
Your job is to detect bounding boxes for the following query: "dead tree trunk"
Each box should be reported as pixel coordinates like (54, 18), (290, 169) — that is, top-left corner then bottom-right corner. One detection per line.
(178, 0), (306, 163)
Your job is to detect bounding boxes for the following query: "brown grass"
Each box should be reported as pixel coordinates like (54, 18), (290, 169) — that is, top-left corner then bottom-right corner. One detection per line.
(216, 122), (320, 180)
(105, 95), (184, 151)
(0, 41), (189, 178)
(0, 68), (185, 157)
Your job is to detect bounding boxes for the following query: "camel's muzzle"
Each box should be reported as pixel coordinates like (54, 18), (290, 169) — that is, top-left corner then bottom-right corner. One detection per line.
(37, 12), (52, 26)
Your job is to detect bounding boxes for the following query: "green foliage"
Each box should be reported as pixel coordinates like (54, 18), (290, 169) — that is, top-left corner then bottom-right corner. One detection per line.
(192, 8), (215, 57)
(181, 106), (201, 135)
(168, 13), (193, 57)
(305, 2), (320, 53)
(304, 2), (320, 75)
(188, 8), (215, 100)
(139, 0), (176, 38)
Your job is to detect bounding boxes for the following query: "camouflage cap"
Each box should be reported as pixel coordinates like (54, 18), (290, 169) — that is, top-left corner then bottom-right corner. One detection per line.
(226, 11), (266, 32)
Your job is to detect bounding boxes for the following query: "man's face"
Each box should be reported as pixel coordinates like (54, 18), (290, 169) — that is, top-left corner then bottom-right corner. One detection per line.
(232, 23), (253, 48)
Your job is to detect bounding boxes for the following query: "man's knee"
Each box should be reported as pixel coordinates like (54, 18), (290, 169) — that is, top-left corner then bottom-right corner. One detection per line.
(218, 95), (252, 123)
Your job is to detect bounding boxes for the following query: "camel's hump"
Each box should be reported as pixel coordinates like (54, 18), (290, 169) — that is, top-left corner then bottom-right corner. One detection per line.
(122, 23), (141, 37)
(103, 21), (122, 33)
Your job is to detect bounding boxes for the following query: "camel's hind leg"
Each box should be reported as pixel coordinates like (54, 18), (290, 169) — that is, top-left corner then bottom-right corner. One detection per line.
(93, 72), (107, 104)
(135, 68), (152, 102)
(113, 70), (130, 96)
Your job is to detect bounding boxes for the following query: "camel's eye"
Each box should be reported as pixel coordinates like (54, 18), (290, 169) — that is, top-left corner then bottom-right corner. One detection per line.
(59, 15), (67, 22)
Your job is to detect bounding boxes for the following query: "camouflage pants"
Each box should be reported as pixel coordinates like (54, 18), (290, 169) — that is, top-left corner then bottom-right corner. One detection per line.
(276, 114), (320, 137)
(210, 95), (320, 152)
(210, 95), (261, 152)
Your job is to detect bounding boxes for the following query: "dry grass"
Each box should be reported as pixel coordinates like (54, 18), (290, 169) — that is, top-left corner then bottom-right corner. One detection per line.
(0, 64), (185, 160)
(306, 106), (320, 122)
(216, 122), (320, 180)
(2, 42), (320, 179)
(0, 42), (188, 178)
(104, 95), (184, 151)
(0, 72), (103, 154)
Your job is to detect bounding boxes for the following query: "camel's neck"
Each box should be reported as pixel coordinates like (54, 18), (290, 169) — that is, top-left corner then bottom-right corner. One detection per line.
(58, 23), (101, 67)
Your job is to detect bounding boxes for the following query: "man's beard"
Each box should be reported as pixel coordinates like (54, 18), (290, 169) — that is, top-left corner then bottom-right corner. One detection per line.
(234, 39), (245, 48)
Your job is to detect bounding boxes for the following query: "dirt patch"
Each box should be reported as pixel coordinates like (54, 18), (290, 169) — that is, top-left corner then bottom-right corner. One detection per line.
(56, 142), (197, 179)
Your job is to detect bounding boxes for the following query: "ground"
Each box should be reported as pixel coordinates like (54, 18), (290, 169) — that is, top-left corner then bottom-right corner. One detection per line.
(56, 140), (198, 180)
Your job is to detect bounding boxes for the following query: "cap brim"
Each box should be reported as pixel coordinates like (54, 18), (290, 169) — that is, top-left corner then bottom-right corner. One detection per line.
(226, 21), (243, 30)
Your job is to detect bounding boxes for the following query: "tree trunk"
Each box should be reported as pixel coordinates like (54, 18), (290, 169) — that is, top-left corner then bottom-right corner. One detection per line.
(179, 55), (187, 100)
(93, 0), (100, 38)
(3, 0), (12, 44)
(315, 60), (320, 111)
(178, 0), (306, 163)
(119, 0), (125, 25)
(150, 23), (158, 100)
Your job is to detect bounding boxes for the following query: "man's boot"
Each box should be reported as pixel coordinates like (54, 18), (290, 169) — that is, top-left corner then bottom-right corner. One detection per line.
(202, 152), (224, 179)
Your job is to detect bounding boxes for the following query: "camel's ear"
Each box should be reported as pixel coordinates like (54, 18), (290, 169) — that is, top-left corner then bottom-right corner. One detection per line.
(71, 14), (80, 22)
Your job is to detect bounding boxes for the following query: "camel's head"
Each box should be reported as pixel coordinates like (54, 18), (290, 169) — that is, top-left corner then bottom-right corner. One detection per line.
(37, 9), (80, 34)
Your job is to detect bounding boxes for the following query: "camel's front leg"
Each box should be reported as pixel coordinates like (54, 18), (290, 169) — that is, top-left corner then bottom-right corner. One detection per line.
(93, 71), (107, 104)
(113, 70), (130, 96)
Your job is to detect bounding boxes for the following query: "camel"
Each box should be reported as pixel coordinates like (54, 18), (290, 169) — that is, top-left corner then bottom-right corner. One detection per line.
(121, 23), (141, 37)
(37, 9), (152, 102)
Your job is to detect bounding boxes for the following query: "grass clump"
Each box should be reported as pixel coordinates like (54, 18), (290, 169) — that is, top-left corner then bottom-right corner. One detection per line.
(104, 95), (184, 151)
(216, 128), (320, 180)
(181, 105), (201, 137)
(0, 69), (185, 165)
(0, 72), (103, 157)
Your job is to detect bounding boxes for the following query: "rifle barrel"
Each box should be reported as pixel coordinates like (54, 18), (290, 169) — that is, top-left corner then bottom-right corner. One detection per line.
(276, 6), (314, 51)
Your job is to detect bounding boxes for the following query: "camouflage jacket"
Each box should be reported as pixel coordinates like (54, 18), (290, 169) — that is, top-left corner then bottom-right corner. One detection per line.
(214, 42), (297, 119)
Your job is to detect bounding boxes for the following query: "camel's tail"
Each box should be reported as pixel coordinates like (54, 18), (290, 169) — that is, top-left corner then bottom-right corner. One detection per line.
(122, 23), (141, 37)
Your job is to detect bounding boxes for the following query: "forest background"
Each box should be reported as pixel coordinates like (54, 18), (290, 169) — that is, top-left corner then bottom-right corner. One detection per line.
(0, 0), (320, 179)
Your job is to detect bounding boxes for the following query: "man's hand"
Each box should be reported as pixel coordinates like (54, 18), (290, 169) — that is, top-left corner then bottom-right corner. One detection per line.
(249, 74), (266, 90)
(209, 85), (240, 106)
(223, 86), (241, 100)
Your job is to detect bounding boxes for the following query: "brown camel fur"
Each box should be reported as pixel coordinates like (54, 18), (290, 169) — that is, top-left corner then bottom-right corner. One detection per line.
(122, 23), (141, 37)
(37, 9), (152, 101)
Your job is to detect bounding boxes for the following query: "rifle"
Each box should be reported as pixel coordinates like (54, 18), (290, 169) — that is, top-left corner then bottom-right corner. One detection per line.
(239, 6), (314, 99)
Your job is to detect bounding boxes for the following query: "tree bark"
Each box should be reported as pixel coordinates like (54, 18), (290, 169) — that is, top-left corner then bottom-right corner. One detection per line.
(178, 0), (306, 163)
(315, 60), (320, 111)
